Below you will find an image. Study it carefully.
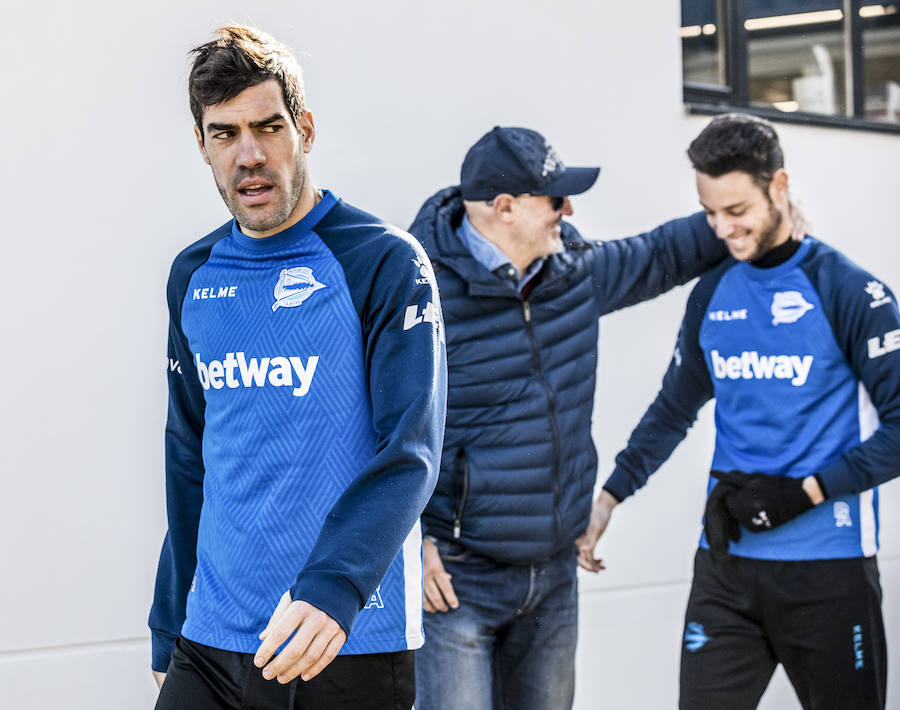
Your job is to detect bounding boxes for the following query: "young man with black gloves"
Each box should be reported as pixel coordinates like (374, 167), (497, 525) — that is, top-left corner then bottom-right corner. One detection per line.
(148, 26), (446, 710)
(578, 113), (899, 709)
(408, 125), (734, 710)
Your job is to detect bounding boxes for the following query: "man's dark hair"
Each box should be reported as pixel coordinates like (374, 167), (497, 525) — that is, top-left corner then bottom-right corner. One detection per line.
(189, 25), (305, 139)
(687, 113), (784, 191)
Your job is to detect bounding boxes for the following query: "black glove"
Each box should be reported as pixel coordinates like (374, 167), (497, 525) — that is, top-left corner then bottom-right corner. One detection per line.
(704, 471), (745, 554)
(712, 471), (814, 533)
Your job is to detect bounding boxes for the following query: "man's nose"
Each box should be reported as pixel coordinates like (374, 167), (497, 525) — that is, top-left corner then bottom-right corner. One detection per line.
(236, 134), (266, 169)
(713, 215), (734, 239)
(561, 197), (573, 216)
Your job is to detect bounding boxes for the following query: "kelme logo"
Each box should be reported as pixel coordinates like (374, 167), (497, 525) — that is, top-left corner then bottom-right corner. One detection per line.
(272, 267), (325, 311)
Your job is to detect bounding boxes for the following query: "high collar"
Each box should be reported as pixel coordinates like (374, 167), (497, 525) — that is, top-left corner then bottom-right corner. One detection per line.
(229, 190), (338, 252)
(742, 237), (812, 280)
(749, 235), (802, 268)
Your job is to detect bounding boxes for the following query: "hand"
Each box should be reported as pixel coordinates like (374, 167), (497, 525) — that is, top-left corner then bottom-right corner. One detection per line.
(713, 471), (815, 533)
(422, 538), (459, 612)
(575, 490), (617, 573)
(254, 592), (347, 684)
(704, 472), (745, 554)
(787, 194), (810, 241)
(152, 671), (166, 690)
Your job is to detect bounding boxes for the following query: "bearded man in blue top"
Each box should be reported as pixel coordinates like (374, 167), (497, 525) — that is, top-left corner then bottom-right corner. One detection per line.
(148, 25), (446, 710)
(578, 113), (899, 710)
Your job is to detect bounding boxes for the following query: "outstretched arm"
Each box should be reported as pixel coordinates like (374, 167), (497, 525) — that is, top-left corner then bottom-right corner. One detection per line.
(602, 278), (717, 503)
(590, 275), (718, 561)
(589, 195), (809, 317)
(590, 212), (726, 316)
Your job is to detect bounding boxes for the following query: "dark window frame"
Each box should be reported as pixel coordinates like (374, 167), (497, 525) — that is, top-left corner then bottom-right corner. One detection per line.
(682, 0), (900, 135)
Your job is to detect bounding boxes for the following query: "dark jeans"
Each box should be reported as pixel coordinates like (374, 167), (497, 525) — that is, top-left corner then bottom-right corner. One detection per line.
(680, 548), (887, 710)
(415, 539), (578, 710)
(156, 636), (415, 710)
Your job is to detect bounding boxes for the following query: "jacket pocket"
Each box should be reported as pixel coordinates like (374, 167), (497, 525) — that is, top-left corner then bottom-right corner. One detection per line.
(453, 448), (469, 539)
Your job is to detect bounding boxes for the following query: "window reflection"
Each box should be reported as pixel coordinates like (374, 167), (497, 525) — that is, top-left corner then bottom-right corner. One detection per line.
(681, 0), (900, 126)
(862, 4), (900, 123)
(746, 1), (845, 116)
(682, 0), (726, 87)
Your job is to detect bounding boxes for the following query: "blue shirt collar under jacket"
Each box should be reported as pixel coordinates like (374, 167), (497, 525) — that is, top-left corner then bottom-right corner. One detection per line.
(456, 215), (543, 290)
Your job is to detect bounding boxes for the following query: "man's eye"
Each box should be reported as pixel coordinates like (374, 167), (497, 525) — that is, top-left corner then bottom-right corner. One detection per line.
(260, 125), (282, 133)
(212, 131), (233, 140)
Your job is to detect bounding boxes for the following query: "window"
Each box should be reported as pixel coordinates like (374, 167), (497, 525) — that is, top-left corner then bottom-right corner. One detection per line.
(682, 0), (900, 132)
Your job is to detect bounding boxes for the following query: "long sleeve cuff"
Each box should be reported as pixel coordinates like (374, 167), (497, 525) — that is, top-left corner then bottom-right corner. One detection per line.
(601, 469), (634, 505)
(151, 630), (177, 673)
(290, 571), (363, 639)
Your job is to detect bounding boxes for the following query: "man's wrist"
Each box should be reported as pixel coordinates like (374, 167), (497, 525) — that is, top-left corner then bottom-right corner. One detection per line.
(598, 488), (620, 510)
(802, 475), (825, 505)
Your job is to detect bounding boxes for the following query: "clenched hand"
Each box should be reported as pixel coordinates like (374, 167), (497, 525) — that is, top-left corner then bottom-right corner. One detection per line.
(254, 592), (346, 684)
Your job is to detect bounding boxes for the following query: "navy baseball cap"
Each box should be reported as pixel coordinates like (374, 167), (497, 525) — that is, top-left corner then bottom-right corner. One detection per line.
(460, 126), (600, 201)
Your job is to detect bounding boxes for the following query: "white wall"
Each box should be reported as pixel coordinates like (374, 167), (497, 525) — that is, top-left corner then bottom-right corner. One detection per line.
(1, 1), (897, 708)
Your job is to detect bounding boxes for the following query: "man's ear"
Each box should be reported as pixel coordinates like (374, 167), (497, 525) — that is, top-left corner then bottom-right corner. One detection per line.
(491, 194), (517, 224)
(769, 168), (789, 202)
(299, 111), (316, 154)
(194, 125), (210, 165)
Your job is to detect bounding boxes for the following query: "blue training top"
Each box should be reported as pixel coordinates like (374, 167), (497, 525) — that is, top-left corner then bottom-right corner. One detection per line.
(604, 237), (900, 560)
(149, 191), (447, 671)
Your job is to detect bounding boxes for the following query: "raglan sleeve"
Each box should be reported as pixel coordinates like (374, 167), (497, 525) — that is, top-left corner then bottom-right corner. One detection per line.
(814, 267), (900, 497)
(602, 279), (716, 502)
(590, 211), (726, 316)
(148, 262), (207, 672)
(288, 234), (447, 637)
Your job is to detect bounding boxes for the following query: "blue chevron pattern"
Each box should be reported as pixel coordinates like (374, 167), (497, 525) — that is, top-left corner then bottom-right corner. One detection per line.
(176, 194), (430, 656)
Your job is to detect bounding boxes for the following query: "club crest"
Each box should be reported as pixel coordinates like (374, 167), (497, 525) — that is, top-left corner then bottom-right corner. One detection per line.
(272, 267), (325, 311)
(771, 291), (814, 325)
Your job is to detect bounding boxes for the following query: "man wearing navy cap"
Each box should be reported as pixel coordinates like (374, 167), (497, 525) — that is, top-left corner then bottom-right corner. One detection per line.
(407, 126), (730, 710)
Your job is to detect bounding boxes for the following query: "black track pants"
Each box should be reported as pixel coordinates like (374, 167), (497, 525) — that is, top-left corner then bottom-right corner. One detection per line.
(680, 548), (886, 710)
(155, 636), (416, 710)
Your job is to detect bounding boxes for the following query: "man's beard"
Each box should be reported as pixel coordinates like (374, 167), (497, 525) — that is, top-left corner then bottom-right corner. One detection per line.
(216, 158), (305, 234)
(751, 198), (784, 260)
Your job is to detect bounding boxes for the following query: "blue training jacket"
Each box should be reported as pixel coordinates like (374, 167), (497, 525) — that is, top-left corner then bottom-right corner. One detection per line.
(604, 238), (900, 560)
(408, 186), (726, 565)
(148, 191), (447, 671)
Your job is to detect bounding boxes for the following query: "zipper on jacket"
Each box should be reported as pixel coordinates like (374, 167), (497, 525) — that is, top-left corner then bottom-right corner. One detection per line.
(453, 448), (469, 539)
(521, 300), (564, 544)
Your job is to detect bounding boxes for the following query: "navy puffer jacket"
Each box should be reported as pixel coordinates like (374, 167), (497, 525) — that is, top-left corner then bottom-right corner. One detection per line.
(410, 187), (723, 564)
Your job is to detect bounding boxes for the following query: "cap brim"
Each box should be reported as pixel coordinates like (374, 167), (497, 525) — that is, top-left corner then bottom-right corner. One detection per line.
(536, 166), (601, 197)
